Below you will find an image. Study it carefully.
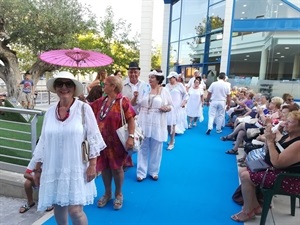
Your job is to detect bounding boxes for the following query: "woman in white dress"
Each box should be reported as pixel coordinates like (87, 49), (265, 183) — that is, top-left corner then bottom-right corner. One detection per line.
(33, 71), (106, 225)
(186, 77), (204, 128)
(136, 70), (173, 181)
(165, 72), (188, 150)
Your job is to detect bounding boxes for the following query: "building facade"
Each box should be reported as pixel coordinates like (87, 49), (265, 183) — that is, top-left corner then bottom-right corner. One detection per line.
(162, 0), (300, 97)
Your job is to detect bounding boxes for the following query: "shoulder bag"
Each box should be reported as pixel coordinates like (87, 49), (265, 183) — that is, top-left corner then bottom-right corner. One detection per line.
(116, 97), (144, 153)
(81, 103), (90, 163)
(246, 158), (270, 172)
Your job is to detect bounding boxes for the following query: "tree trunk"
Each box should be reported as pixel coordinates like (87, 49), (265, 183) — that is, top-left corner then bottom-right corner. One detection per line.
(0, 17), (58, 98)
(0, 42), (22, 98)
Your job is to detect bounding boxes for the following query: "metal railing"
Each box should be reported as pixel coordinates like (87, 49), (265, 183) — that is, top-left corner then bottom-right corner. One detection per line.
(0, 107), (44, 173)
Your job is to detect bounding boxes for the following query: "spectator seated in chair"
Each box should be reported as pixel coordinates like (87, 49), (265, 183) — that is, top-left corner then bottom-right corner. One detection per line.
(230, 111), (300, 222)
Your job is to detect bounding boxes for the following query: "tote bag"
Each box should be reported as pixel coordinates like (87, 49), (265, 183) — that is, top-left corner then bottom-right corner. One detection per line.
(116, 97), (144, 153)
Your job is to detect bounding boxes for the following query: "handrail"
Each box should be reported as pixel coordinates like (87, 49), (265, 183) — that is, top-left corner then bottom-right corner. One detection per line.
(0, 106), (44, 173)
(0, 107), (44, 115)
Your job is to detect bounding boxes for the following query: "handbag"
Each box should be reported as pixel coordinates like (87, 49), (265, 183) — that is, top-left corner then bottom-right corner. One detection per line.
(116, 97), (144, 153)
(81, 104), (90, 163)
(246, 158), (270, 172)
(246, 147), (266, 161)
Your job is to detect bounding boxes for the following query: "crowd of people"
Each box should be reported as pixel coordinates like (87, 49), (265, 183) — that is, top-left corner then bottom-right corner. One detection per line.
(19, 64), (300, 225)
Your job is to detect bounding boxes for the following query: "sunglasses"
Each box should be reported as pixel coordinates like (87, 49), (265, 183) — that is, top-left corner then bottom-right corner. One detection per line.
(287, 98), (294, 101)
(54, 80), (75, 88)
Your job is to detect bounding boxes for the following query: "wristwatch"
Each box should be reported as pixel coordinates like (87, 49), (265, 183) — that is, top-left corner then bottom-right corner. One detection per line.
(129, 134), (135, 139)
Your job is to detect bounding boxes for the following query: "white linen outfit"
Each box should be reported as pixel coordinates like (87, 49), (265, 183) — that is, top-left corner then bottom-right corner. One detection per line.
(122, 79), (150, 114)
(165, 83), (188, 134)
(207, 80), (231, 131)
(137, 88), (173, 179)
(33, 99), (106, 211)
(186, 87), (204, 122)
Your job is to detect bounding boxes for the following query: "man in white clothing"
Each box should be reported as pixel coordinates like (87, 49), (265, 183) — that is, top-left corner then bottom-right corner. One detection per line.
(122, 62), (150, 114)
(205, 72), (231, 135)
(122, 62), (150, 168)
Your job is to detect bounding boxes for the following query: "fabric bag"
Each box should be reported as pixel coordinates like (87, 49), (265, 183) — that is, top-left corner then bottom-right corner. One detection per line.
(81, 104), (90, 163)
(246, 158), (270, 172)
(116, 97), (144, 153)
(246, 147), (266, 161)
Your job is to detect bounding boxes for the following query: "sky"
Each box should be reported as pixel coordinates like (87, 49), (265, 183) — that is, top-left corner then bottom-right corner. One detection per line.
(79, 0), (164, 44)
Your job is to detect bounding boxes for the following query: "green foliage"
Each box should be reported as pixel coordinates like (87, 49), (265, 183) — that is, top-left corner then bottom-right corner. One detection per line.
(0, 0), (97, 54)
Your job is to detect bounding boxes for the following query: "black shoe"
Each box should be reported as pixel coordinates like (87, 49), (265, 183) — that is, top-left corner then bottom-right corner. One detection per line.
(206, 129), (211, 135)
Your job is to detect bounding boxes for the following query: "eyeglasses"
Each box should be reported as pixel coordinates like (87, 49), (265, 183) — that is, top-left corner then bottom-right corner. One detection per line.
(287, 98), (294, 101)
(54, 80), (75, 88)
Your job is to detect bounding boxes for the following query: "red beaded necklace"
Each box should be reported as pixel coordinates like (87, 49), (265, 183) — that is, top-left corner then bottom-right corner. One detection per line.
(55, 98), (75, 121)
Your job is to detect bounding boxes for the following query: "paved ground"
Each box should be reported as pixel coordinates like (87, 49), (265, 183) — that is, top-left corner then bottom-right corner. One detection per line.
(0, 195), (52, 225)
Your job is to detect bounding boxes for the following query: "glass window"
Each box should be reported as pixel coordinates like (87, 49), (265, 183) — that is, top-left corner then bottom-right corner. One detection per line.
(180, 0), (208, 40)
(170, 19), (180, 42)
(208, 33), (223, 62)
(178, 40), (192, 64)
(172, 0), (181, 20)
(169, 42), (179, 66)
(229, 31), (300, 80)
(208, 1), (225, 32)
(209, 0), (224, 6)
(178, 38), (204, 65)
(234, 0), (300, 19)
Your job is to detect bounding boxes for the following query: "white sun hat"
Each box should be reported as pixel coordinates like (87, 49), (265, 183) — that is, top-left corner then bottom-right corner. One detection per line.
(46, 71), (83, 97)
(167, 71), (179, 79)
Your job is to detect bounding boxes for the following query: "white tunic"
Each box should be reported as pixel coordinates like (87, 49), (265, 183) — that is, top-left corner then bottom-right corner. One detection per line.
(165, 83), (188, 134)
(186, 87), (204, 119)
(137, 88), (173, 142)
(33, 99), (106, 211)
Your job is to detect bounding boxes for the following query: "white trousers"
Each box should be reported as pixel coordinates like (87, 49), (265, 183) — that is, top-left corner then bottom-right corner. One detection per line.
(208, 100), (226, 130)
(137, 137), (163, 179)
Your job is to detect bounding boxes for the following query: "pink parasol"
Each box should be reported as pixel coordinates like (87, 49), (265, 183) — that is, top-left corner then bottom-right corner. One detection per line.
(39, 48), (113, 68)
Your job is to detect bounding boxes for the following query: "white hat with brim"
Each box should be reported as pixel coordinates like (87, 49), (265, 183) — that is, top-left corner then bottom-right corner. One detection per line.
(46, 71), (83, 97)
(167, 71), (179, 79)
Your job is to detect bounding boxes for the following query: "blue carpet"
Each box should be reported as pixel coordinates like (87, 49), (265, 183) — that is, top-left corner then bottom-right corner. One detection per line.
(43, 106), (242, 225)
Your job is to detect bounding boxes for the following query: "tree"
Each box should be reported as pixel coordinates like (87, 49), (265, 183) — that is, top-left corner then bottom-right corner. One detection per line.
(0, 0), (97, 97)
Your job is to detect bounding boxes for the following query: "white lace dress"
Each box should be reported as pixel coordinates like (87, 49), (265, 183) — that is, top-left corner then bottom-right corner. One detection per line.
(33, 99), (106, 211)
(186, 87), (204, 121)
(165, 83), (188, 134)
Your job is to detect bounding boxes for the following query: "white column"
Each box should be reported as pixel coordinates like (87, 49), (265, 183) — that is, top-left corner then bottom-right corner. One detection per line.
(278, 62), (285, 80)
(259, 48), (267, 80)
(220, 0), (234, 74)
(292, 54), (300, 79)
(139, 0), (154, 82)
(161, 3), (171, 79)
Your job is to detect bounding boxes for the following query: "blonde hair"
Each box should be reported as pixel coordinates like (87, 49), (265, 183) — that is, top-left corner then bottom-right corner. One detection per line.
(105, 76), (123, 93)
(271, 97), (284, 109)
(288, 111), (300, 126)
